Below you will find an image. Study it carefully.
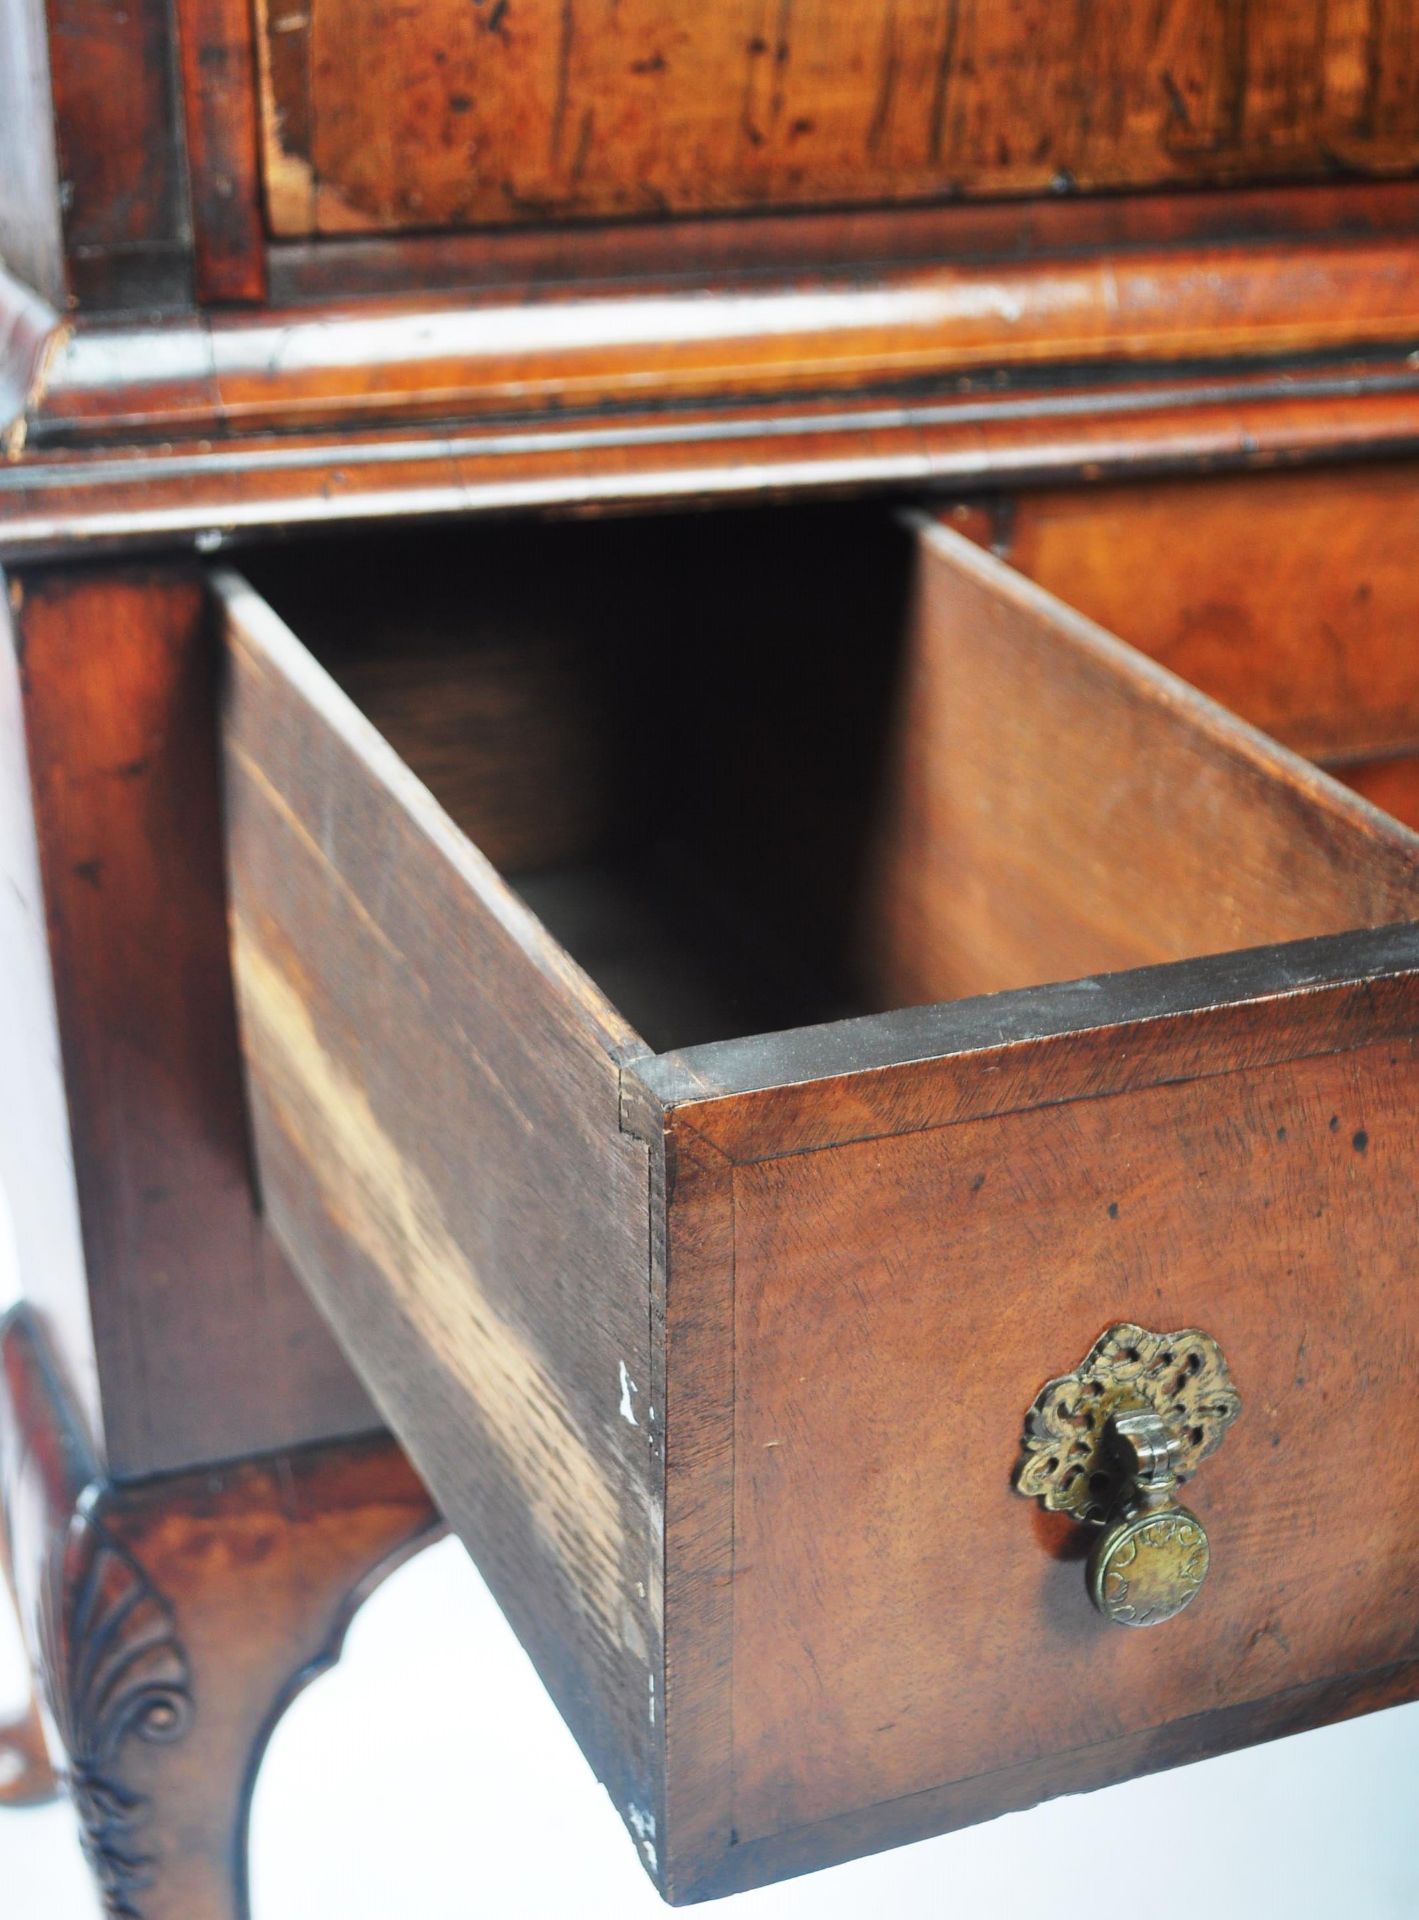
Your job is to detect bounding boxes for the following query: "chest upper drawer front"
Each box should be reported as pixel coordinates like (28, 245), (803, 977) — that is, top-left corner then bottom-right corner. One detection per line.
(257, 0), (1419, 236)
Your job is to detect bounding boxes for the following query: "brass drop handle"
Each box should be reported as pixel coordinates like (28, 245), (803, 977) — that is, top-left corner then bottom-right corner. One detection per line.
(1014, 1324), (1241, 1628)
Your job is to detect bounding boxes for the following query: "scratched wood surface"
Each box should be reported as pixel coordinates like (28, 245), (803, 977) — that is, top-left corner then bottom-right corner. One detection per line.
(218, 573), (663, 1851)
(256, 0), (1419, 235)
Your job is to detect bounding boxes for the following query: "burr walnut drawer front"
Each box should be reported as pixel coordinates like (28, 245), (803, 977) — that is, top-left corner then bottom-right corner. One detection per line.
(255, 1), (1419, 239)
(216, 499), (1419, 1903)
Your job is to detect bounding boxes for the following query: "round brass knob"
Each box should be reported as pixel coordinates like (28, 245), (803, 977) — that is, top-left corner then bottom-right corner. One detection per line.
(1087, 1502), (1210, 1627)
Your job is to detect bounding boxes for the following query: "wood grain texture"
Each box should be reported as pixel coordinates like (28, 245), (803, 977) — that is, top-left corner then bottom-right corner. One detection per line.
(656, 1121), (736, 1886)
(9, 361), (1419, 565)
(728, 1042), (1419, 1839)
(89, 1435), (439, 1920)
(267, 176), (1419, 305)
(15, 566), (375, 1478)
(175, 0), (267, 303)
(218, 574), (664, 1851)
(42, 0), (193, 310)
(974, 466), (1419, 765)
(20, 237), (1419, 451)
(628, 928), (1419, 1896)
(856, 520), (1419, 1009)
(687, 1652), (1419, 1900)
(255, 0), (1419, 236)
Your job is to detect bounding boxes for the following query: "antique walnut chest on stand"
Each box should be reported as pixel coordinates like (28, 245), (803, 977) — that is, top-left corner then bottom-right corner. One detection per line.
(5, 4), (1419, 1912)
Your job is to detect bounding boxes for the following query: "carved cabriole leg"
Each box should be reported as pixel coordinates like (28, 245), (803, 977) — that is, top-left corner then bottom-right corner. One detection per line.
(1, 1308), (444, 1919)
(81, 1443), (443, 1920)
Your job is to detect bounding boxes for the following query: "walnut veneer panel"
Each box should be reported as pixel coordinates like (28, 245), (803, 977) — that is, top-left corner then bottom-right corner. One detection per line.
(983, 467), (1419, 766)
(728, 1040), (1419, 1838)
(258, 0), (1419, 235)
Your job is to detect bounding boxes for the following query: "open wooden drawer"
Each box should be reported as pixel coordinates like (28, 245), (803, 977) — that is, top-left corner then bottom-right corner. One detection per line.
(216, 495), (1419, 1902)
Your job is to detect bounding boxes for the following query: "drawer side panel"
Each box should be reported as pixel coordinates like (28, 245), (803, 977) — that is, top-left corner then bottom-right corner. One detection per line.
(217, 576), (663, 1847)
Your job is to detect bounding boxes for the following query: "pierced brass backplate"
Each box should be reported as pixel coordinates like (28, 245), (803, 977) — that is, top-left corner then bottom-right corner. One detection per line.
(1014, 1323), (1241, 1627)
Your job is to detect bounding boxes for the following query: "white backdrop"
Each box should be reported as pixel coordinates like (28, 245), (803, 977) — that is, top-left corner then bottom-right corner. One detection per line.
(3, 1470), (1418, 1919)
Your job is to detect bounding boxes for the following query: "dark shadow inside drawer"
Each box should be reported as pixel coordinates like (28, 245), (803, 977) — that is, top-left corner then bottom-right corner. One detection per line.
(239, 502), (1419, 1057)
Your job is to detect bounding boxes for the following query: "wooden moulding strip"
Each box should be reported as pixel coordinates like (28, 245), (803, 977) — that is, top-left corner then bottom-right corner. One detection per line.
(14, 232), (1419, 445)
(6, 361), (1419, 559)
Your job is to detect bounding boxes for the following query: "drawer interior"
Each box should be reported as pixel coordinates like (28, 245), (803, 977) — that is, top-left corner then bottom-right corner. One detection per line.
(246, 509), (898, 1052)
(243, 500), (1419, 1056)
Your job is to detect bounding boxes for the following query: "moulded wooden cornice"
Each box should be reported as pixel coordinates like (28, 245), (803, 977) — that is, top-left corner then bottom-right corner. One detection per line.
(7, 358), (1419, 562)
(4, 227), (1419, 557)
(10, 233), (1419, 446)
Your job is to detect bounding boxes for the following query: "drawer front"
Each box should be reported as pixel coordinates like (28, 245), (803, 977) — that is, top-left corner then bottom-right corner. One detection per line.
(634, 520), (1419, 1895)
(217, 504), (1419, 1902)
(647, 964), (1419, 1888)
(257, 0), (1419, 237)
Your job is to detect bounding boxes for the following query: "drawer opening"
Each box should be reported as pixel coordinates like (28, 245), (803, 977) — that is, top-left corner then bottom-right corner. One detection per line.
(241, 499), (1419, 1055)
